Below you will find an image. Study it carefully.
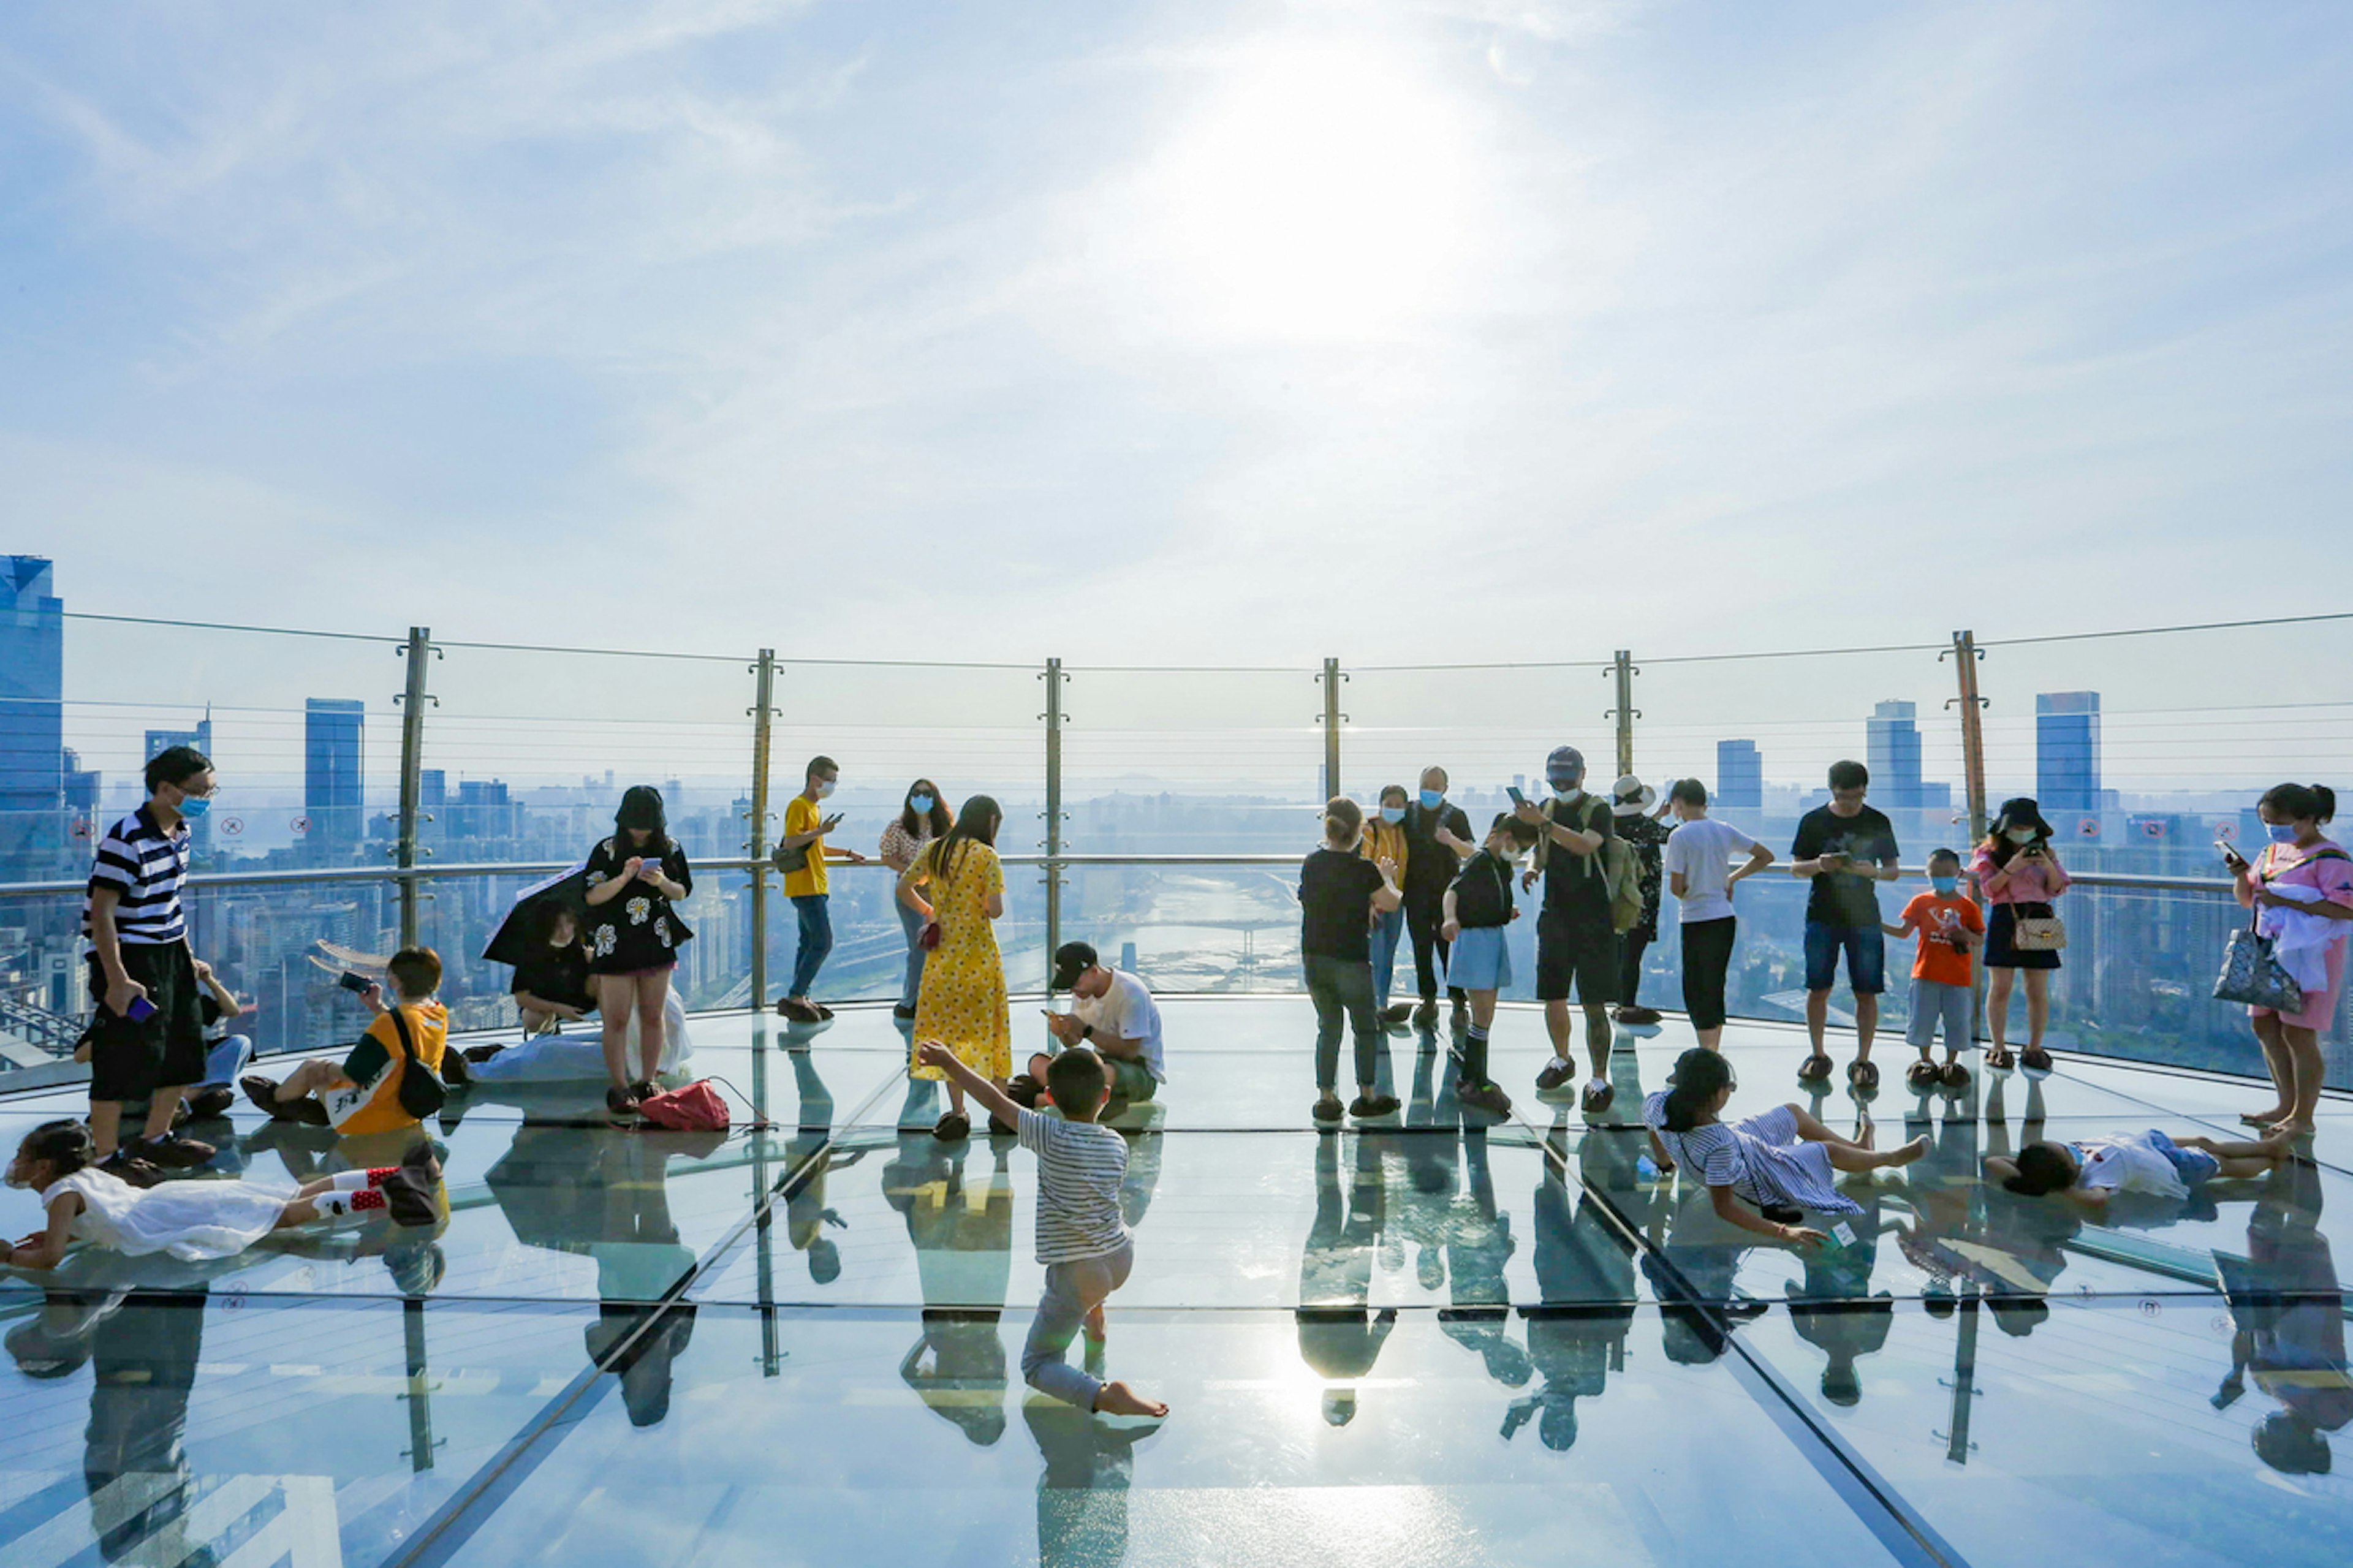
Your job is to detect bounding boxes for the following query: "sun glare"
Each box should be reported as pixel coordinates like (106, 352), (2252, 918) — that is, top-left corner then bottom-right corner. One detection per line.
(1150, 40), (1481, 340)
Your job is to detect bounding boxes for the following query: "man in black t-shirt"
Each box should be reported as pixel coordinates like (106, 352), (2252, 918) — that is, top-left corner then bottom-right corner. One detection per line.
(1789, 759), (1900, 1089)
(1299, 797), (1406, 1124)
(1514, 746), (1622, 1112)
(1398, 765), (1476, 1029)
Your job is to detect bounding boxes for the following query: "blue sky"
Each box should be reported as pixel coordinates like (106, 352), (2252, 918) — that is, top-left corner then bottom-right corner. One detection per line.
(4, 1), (2350, 667)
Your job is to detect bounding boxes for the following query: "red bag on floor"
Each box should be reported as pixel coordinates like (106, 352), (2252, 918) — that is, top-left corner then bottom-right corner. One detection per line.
(638, 1079), (729, 1132)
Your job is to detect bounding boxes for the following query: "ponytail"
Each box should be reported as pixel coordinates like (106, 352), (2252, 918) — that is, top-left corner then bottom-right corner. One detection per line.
(2259, 782), (2336, 827)
(1659, 1047), (1731, 1133)
(18, 1119), (94, 1180)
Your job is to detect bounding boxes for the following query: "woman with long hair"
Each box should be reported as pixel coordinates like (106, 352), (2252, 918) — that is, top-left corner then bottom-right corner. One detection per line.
(880, 779), (953, 1022)
(2228, 782), (2352, 1137)
(1971, 797), (2069, 1072)
(583, 785), (694, 1115)
(902, 795), (1010, 1140)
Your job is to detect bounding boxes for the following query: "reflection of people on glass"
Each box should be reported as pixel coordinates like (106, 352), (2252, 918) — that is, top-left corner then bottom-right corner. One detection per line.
(885, 1127), (1014, 1445)
(1396, 1055), (1458, 1294)
(1507, 1123), (1637, 1450)
(1298, 1131), (1396, 1426)
(1783, 1189), (1892, 1407)
(8, 1289), (213, 1565)
(2217, 1159), (2349, 1475)
(1025, 1397), (1158, 1568)
(783, 1050), (860, 1286)
(1441, 1123), (1531, 1387)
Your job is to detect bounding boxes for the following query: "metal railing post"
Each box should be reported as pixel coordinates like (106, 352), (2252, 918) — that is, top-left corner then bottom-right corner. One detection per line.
(1608, 649), (1639, 780)
(1042, 658), (1067, 990)
(746, 650), (776, 1013)
(1946, 629), (1991, 1040)
(393, 626), (434, 950)
(1319, 657), (1346, 800)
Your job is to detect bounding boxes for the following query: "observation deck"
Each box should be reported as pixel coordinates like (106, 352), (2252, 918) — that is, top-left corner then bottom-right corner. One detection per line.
(1, 998), (2346, 1568)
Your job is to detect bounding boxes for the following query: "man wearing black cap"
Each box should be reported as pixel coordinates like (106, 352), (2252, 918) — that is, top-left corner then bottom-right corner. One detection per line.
(1513, 745), (1621, 1112)
(1037, 942), (1164, 1107)
(1400, 765), (1477, 1029)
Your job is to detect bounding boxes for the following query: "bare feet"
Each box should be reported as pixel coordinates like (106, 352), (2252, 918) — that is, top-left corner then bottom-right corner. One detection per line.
(2241, 1107), (2290, 1127)
(1092, 1380), (1168, 1418)
(1854, 1118), (1876, 1152)
(2270, 1119), (2316, 1140)
(1887, 1134), (1931, 1168)
(1083, 1303), (1107, 1343)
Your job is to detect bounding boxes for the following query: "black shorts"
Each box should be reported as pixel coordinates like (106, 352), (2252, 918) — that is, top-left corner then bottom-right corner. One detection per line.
(86, 942), (207, 1103)
(1535, 911), (1619, 1005)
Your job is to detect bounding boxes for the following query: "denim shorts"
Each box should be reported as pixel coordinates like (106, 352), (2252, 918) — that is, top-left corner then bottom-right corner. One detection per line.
(2147, 1129), (2221, 1187)
(1803, 921), (1886, 996)
(1446, 925), (1512, 992)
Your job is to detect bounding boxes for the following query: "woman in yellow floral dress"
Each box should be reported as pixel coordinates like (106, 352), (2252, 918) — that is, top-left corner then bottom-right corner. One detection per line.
(901, 795), (1010, 1140)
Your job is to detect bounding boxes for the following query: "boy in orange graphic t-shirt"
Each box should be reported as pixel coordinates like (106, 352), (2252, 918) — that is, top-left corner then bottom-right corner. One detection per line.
(1884, 849), (1984, 1091)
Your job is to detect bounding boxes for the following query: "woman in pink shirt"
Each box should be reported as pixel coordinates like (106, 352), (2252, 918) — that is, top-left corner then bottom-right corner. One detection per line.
(1972, 798), (2071, 1073)
(2229, 782), (2353, 1138)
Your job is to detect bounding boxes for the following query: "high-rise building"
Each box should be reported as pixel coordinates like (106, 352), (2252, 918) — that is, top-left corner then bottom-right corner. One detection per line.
(1716, 740), (1762, 809)
(420, 769), (447, 809)
(305, 698), (366, 848)
(1866, 700), (1924, 808)
(0, 558), (64, 819)
(2037, 691), (2102, 811)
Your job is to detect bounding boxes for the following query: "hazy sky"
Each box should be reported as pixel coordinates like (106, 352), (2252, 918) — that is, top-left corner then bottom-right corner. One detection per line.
(6, 1), (2351, 669)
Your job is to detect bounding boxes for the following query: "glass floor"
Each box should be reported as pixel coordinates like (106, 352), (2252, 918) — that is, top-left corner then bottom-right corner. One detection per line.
(1, 999), (2346, 1566)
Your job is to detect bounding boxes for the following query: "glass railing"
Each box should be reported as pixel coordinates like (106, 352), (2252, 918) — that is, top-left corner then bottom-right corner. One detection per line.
(2, 608), (2347, 1085)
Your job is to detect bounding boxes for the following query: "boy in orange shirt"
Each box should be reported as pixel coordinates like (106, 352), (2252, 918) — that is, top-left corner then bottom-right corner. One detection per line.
(1884, 849), (1982, 1091)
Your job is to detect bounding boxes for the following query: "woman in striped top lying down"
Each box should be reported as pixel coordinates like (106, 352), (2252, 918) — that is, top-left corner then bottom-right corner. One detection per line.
(1644, 1047), (1928, 1250)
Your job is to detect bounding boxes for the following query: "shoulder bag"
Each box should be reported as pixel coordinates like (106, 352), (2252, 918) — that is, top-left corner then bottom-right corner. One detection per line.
(388, 1006), (449, 1120)
(2213, 852), (2305, 1012)
(2009, 901), (2067, 952)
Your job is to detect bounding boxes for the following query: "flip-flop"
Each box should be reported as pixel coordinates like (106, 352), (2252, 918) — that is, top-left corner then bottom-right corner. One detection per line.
(1983, 1047), (2015, 1072)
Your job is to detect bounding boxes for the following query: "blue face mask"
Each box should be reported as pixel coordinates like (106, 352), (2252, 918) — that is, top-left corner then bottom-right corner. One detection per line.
(1930, 875), (1958, 897)
(909, 795), (935, 816)
(176, 792), (213, 820)
(1418, 789), (1443, 810)
(1380, 805), (1406, 824)
(2267, 822), (2300, 845)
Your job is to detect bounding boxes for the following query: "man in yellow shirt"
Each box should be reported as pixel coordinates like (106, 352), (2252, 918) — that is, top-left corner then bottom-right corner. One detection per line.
(777, 755), (867, 1022)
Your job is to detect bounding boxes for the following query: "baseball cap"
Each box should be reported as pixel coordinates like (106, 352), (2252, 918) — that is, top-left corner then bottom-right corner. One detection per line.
(1545, 746), (1586, 786)
(1051, 941), (1100, 991)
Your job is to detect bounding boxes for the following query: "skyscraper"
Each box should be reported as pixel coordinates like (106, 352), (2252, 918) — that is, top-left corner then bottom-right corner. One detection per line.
(0, 557), (64, 818)
(1866, 700), (1925, 809)
(305, 699), (366, 848)
(1716, 740), (1762, 809)
(2037, 691), (2102, 811)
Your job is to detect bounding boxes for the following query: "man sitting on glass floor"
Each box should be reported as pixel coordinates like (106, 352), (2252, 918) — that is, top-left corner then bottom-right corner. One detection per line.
(1017, 942), (1166, 1113)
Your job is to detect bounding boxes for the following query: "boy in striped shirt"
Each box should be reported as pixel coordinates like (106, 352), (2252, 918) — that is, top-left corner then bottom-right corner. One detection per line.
(915, 1039), (1168, 1419)
(80, 744), (219, 1174)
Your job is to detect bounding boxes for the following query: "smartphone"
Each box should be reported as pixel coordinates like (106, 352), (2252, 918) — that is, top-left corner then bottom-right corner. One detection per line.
(1505, 786), (1527, 808)
(336, 971), (373, 994)
(124, 996), (157, 1023)
(2216, 838), (2248, 867)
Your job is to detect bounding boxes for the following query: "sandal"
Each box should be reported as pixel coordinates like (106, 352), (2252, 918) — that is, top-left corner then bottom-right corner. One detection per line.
(1797, 1053), (1834, 1083)
(933, 1112), (971, 1142)
(2019, 1046), (2053, 1077)
(1905, 1059), (1942, 1091)
(1983, 1047), (2015, 1073)
(1847, 1059), (1880, 1091)
(1939, 1061), (1972, 1091)
(1580, 1080), (1616, 1114)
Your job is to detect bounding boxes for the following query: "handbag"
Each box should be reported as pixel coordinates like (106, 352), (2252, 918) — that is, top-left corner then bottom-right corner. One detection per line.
(2009, 901), (2067, 952)
(388, 1006), (449, 1120)
(771, 841), (809, 875)
(638, 1078), (730, 1132)
(2214, 908), (2305, 1013)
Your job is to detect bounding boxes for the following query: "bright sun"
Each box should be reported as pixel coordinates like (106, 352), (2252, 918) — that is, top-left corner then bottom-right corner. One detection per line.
(1147, 40), (1482, 341)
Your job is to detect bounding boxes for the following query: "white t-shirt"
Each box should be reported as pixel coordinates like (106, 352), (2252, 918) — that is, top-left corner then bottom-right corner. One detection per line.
(1662, 817), (1759, 924)
(1072, 969), (1165, 1083)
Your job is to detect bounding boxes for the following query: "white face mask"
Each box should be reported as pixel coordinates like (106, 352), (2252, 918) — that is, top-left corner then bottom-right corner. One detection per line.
(816, 779), (836, 799)
(2005, 827), (2037, 845)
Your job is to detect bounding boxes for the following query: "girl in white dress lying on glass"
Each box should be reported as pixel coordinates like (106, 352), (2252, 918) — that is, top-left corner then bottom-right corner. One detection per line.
(2, 1119), (441, 1271)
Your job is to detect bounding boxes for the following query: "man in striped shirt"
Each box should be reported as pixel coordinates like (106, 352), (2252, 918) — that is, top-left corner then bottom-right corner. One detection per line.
(81, 744), (219, 1172)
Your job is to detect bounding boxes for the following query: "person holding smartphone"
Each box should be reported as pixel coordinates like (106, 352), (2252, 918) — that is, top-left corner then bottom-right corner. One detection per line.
(1971, 798), (2069, 1073)
(78, 744), (221, 1176)
(778, 755), (868, 1024)
(2230, 782), (2353, 1138)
